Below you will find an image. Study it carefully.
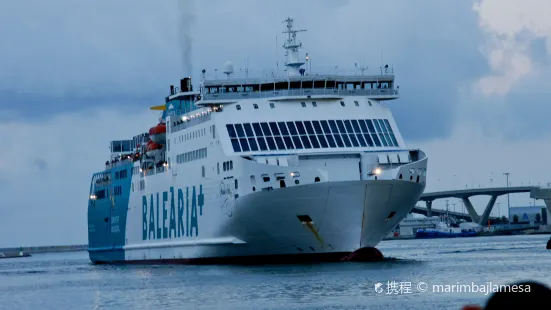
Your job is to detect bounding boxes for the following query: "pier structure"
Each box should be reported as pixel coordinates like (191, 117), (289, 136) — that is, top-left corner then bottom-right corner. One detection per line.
(417, 186), (537, 225)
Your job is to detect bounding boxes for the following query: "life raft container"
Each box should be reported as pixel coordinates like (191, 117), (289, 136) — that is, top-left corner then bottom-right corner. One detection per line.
(149, 123), (166, 144)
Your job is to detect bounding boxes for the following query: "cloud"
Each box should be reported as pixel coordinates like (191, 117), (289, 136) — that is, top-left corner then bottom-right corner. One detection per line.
(0, 107), (157, 247)
(0, 0), (486, 142)
(473, 0), (551, 95)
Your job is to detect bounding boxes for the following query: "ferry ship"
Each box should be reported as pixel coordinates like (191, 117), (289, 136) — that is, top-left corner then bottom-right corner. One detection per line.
(87, 18), (428, 264)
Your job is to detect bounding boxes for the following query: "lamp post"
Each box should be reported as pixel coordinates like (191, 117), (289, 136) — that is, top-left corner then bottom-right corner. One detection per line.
(503, 172), (510, 211)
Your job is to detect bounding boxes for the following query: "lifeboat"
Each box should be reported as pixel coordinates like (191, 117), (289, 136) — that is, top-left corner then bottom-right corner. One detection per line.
(145, 140), (164, 157)
(149, 123), (166, 144)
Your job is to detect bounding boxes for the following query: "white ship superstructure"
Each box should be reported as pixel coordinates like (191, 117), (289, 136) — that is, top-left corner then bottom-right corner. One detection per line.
(87, 18), (428, 264)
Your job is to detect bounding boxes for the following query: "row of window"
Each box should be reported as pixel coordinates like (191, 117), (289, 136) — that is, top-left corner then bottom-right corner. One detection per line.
(175, 147), (208, 164)
(115, 169), (128, 180)
(223, 161), (233, 171)
(171, 127), (207, 146)
(237, 102), (275, 110)
(237, 100), (373, 111)
(95, 189), (107, 199)
(113, 185), (123, 196)
(204, 81), (391, 94)
(226, 119), (398, 153)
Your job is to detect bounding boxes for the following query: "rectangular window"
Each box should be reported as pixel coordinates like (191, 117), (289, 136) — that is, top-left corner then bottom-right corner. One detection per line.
(260, 123), (272, 136)
(389, 133), (399, 146)
(336, 120), (346, 133)
(371, 133), (382, 147)
(303, 121), (315, 135)
(256, 137), (268, 151)
(252, 123), (263, 136)
(309, 135), (320, 148)
(358, 119), (368, 133)
(243, 123), (255, 137)
(333, 134), (344, 147)
(265, 136), (277, 150)
(365, 120), (376, 133)
(350, 120), (361, 133)
(348, 134), (359, 147)
(286, 122), (298, 135)
(344, 120), (354, 133)
(341, 134), (352, 147)
(383, 119), (394, 133)
(317, 135), (328, 148)
(320, 121), (331, 133)
(234, 124), (245, 137)
(239, 138), (250, 152)
(277, 122), (289, 135)
(269, 122), (280, 135)
(248, 138), (259, 151)
(325, 134), (336, 147)
(231, 139), (241, 152)
(364, 133), (374, 147)
(373, 119), (382, 133)
(295, 121), (306, 135)
(311, 121), (323, 134)
(283, 136), (295, 149)
(292, 136), (303, 149)
(274, 136), (286, 150)
(300, 136), (312, 149)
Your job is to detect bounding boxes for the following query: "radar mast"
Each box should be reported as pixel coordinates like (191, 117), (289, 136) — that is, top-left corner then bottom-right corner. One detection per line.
(282, 17), (306, 77)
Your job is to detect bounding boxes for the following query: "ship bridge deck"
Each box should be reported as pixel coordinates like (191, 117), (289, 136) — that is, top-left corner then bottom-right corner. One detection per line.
(199, 70), (398, 103)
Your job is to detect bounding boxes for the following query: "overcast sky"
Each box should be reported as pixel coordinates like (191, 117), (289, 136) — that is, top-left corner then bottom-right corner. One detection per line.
(1, 0), (551, 247)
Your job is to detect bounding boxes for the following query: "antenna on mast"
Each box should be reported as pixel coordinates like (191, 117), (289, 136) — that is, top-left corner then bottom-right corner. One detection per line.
(356, 57), (368, 76)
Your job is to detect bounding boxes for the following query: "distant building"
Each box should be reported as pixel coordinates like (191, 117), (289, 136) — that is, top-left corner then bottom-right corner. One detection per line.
(508, 206), (547, 225)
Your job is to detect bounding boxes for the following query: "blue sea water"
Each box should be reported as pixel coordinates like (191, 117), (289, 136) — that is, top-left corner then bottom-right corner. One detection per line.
(1, 235), (550, 310)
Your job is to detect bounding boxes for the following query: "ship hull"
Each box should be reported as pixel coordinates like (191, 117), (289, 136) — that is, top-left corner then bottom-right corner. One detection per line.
(415, 229), (478, 239)
(89, 179), (424, 264)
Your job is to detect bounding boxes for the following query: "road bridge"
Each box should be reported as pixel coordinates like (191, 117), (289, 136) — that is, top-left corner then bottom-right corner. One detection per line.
(418, 186), (537, 225)
(412, 206), (500, 222)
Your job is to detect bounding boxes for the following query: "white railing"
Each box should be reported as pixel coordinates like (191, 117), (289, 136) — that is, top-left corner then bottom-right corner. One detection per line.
(170, 112), (212, 133)
(201, 67), (395, 82)
(201, 88), (398, 101)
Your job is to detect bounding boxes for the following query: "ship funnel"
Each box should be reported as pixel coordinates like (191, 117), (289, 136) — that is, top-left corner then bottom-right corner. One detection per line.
(180, 77), (192, 92)
(170, 85), (174, 95)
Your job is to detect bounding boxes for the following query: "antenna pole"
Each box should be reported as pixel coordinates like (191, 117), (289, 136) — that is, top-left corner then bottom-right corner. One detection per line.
(276, 35), (279, 76)
(380, 51), (383, 74)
